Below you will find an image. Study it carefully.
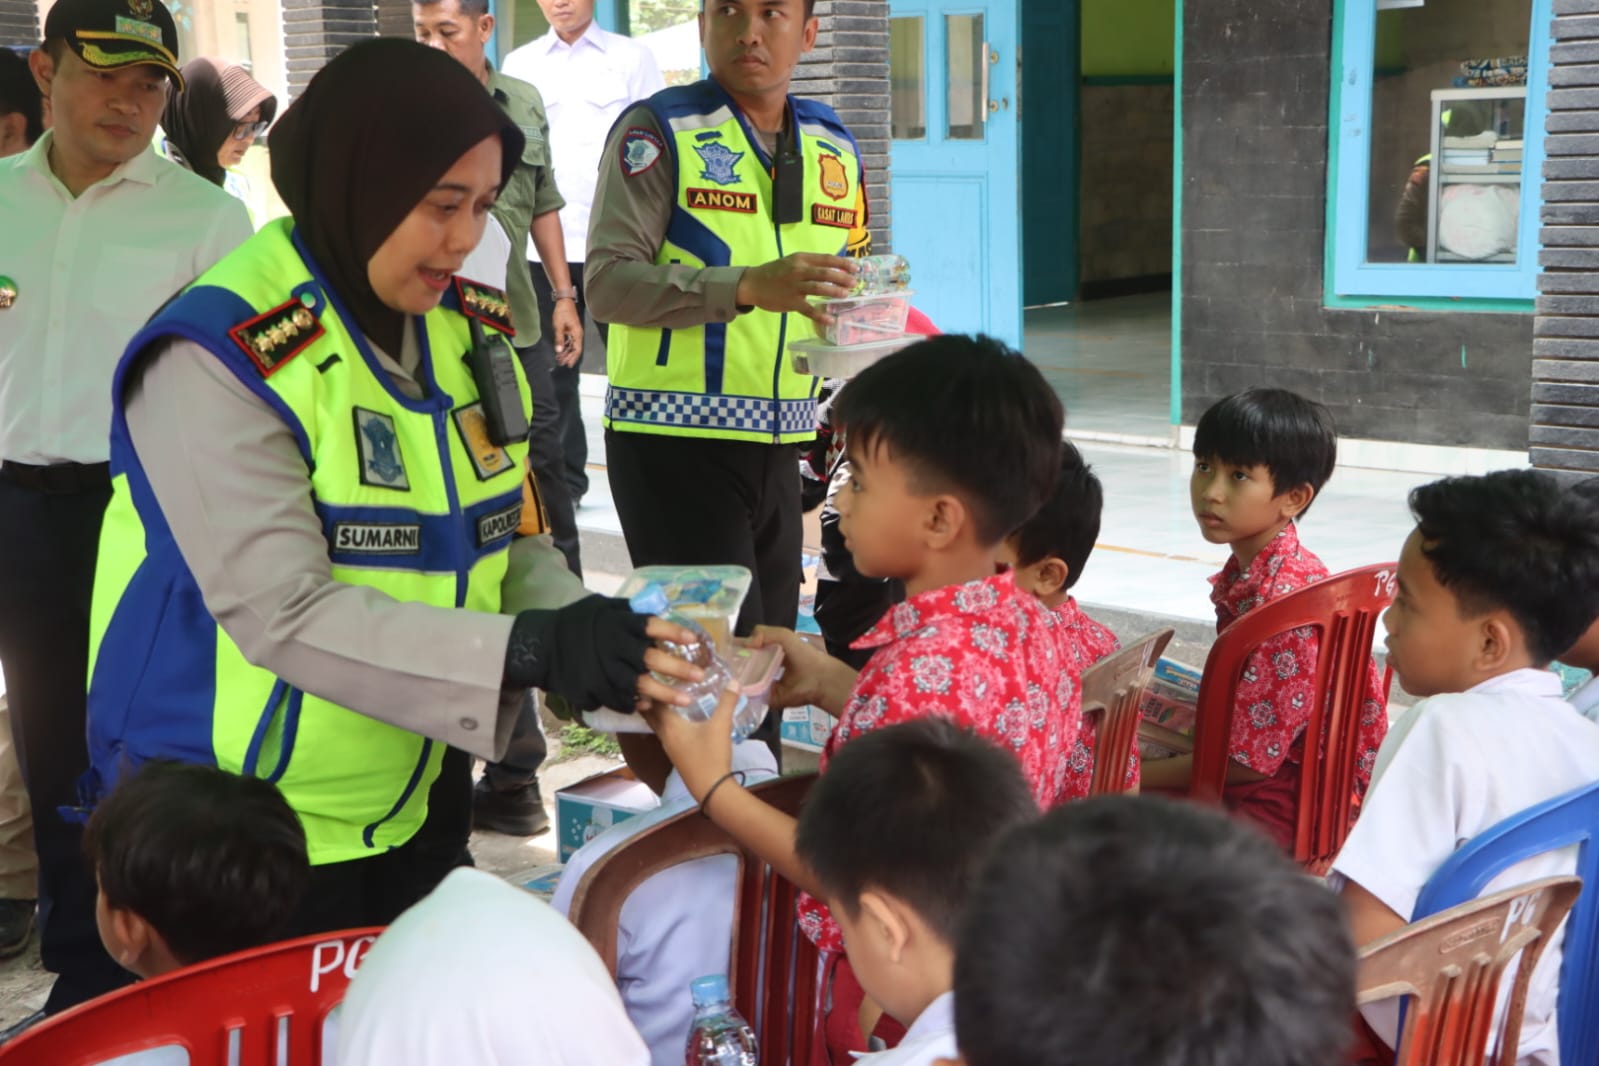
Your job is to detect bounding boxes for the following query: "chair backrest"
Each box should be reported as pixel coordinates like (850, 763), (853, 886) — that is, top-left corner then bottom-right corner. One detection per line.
(1079, 627), (1174, 796)
(1188, 562), (1396, 874)
(1357, 876), (1581, 1066)
(568, 773), (821, 1066)
(1412, 779), (1599, 1066)
(0, 927), (381, 1066)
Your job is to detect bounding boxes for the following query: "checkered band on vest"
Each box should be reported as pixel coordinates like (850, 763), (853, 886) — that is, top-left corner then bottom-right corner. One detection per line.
(605, 387), (815, 438)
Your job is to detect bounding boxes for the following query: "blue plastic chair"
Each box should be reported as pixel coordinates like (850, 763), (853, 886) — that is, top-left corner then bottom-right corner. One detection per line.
(1412, 780), (1599, 1066)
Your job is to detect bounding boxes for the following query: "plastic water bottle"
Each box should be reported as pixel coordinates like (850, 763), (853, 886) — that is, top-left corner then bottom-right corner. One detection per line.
(684, 974), (758, 1066)
(629, 585), (762, 741)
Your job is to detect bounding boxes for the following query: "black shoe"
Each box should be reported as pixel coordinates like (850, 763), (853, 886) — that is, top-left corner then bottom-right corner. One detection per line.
(0, 1009), (44, 1045)
(0, 899), (34, 960)
(472, 778), (551, 837)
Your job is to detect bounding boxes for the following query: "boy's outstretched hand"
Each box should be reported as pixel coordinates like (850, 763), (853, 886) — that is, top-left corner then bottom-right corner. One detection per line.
(748, 626), (859, 717)
(640, 684), (740, 803)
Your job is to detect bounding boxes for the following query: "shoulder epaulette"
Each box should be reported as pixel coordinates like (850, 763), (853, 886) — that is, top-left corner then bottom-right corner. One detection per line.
(228, 297), (324, 377)
(451, 277), (516, 336)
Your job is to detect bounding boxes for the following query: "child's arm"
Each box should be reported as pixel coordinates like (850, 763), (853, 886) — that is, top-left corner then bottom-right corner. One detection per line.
(1139, 752), (1267, 791)
(750, 625), (859, 717)
(1339, 878), (1406, 946)
(641, 688), (826, 897)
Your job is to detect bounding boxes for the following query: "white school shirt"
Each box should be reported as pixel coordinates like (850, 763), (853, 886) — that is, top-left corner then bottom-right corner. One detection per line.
(0, 133), (251, 465)
(1329, 669), (1599, 1066)
(338, 867), (648, 1066)
(551, 742), (779, 1066)
(854, 991), (958, 1066)
(502, 20), (664, 263)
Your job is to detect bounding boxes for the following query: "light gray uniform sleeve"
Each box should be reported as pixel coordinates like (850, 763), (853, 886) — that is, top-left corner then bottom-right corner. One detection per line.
(584, 107), (749, 329)
(123, 339), (523, 762)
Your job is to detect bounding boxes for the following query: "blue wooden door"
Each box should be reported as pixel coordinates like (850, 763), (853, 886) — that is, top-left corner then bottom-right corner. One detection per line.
(888, 0), (1022, 345)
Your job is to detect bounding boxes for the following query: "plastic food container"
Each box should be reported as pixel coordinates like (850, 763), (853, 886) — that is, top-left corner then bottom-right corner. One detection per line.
(812, 290), (914, 345)
(580, 642), (785, 737)
(618, 565), (752, 650)
(790, 334), (919, 379)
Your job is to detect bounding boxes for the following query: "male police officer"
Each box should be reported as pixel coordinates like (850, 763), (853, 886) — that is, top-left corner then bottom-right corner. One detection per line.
(588, 0), (862, 637)
(0, 0), (249, 1015)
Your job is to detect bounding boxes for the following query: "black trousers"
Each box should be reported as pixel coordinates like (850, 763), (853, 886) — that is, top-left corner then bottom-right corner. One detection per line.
(287, 745), (474, 935)
(482, 692), (548, 792)
(605, 431), (803, 638)
(529, 262), (605, 506)
(0, 476), (132, 1012)
(514, 342), (582, 576)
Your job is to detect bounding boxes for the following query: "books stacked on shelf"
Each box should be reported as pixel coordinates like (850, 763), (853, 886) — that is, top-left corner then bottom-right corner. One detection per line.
(1441, 133), (1521, 176)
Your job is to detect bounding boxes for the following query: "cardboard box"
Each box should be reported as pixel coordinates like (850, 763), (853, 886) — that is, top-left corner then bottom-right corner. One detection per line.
(781, 705), (835, 753)
(554, 767), (658, 863)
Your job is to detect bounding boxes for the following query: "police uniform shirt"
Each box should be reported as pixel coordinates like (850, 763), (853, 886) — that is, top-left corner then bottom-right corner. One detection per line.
(584, 104), (871, 331)
(485, 66), (565, 343)
(502, 19), (664, 264)
(0, 131), (251, 465)
(120, 326), (589, 760)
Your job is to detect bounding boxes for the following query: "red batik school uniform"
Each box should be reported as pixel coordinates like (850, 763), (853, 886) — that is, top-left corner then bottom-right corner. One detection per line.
(1055, 597), (1139, 799)
(795, 570), (1082, 954)
(1211, 523), (1388, 851)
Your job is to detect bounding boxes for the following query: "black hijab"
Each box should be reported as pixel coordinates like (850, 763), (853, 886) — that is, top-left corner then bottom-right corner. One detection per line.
(269, 39), (523, 358)
(161, 59), (234, 186)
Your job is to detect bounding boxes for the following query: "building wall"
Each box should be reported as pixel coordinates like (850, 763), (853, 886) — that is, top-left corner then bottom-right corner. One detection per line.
(1181, 0), (1534, 450)
(794, 0), (891, 252)
(0, 0), (38, 47)
(1079, 82), (1173, 286)
(1531, 0), (1599, 478)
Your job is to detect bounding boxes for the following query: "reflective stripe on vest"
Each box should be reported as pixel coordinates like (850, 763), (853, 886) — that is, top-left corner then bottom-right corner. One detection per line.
(87, 219), (531, 865)
(604, 81), (862, 445)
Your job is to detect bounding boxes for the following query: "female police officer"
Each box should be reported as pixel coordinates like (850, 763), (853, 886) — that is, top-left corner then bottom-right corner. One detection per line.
(82, 39), (700, 930)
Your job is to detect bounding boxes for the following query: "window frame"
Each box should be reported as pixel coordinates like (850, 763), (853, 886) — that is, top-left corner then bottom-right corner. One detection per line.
(1326, 0), (1553, 306)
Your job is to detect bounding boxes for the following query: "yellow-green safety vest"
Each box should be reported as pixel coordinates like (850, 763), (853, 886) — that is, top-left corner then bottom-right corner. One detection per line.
(86, 218), (530, 864)
(604, 79), (864, 445)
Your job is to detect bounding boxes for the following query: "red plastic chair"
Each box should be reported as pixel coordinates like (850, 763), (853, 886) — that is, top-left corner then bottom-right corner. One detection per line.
(1357, 876), (1581, 1066)
(1188, 563), (1397, 874)
(1079, 627), (1174, 796)
(0, 927), (380, 1066)
(568, 774), (823, 1066)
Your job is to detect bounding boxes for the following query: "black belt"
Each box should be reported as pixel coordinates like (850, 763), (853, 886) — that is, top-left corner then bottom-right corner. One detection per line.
(0, 461), (111, 494)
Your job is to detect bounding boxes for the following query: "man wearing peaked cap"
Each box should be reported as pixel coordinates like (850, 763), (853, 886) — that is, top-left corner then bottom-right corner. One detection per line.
(0, 0), (250, 1022)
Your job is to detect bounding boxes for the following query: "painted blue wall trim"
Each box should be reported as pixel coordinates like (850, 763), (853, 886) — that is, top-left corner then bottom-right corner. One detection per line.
(1170, 0), (1183, 426)
(1327, 0), (1552, 302)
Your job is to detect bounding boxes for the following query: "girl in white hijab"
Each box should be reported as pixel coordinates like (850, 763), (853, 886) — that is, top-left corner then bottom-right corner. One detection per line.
(337, 867), (650, 1066)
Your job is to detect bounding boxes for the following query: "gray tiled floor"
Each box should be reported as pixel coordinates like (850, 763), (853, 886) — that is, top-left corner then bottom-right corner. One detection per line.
(1024, 292), (1175, 441)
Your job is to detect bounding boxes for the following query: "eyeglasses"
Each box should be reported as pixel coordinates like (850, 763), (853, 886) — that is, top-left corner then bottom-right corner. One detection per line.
(231, 120), (269, 141)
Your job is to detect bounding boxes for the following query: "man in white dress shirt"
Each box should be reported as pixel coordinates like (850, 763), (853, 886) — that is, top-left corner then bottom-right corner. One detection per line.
(0, 0), (249, 1017)
(503, 0), (663, 509)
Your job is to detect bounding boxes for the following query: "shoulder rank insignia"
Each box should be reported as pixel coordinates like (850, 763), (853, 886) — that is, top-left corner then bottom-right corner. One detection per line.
(453, 277), (515, 336)
(228, 298), (325, 377)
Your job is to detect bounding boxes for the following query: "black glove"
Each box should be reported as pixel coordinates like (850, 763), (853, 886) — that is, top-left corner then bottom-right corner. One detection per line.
(503, 595), (654, 712)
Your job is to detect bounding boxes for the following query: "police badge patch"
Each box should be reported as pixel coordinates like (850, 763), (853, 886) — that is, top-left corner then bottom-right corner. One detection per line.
(453, 402), (516, 481)
(694, 142), (745, 186)
(353, 408), (410, 491)
(818, 154), (850, 201)
(620, 127), (664, 177)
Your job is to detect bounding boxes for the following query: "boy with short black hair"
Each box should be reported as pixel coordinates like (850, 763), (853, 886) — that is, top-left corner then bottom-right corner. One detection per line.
(944, 796), (1357, 1066)
(1142, 388), (1388, 849)
(1332, 469), (1599, 1065)
(795, 718), (1036, 1065)
(999, 441), (1129, 797)
(646, 333), (1077, 957)
(85, 761), (310, 978)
